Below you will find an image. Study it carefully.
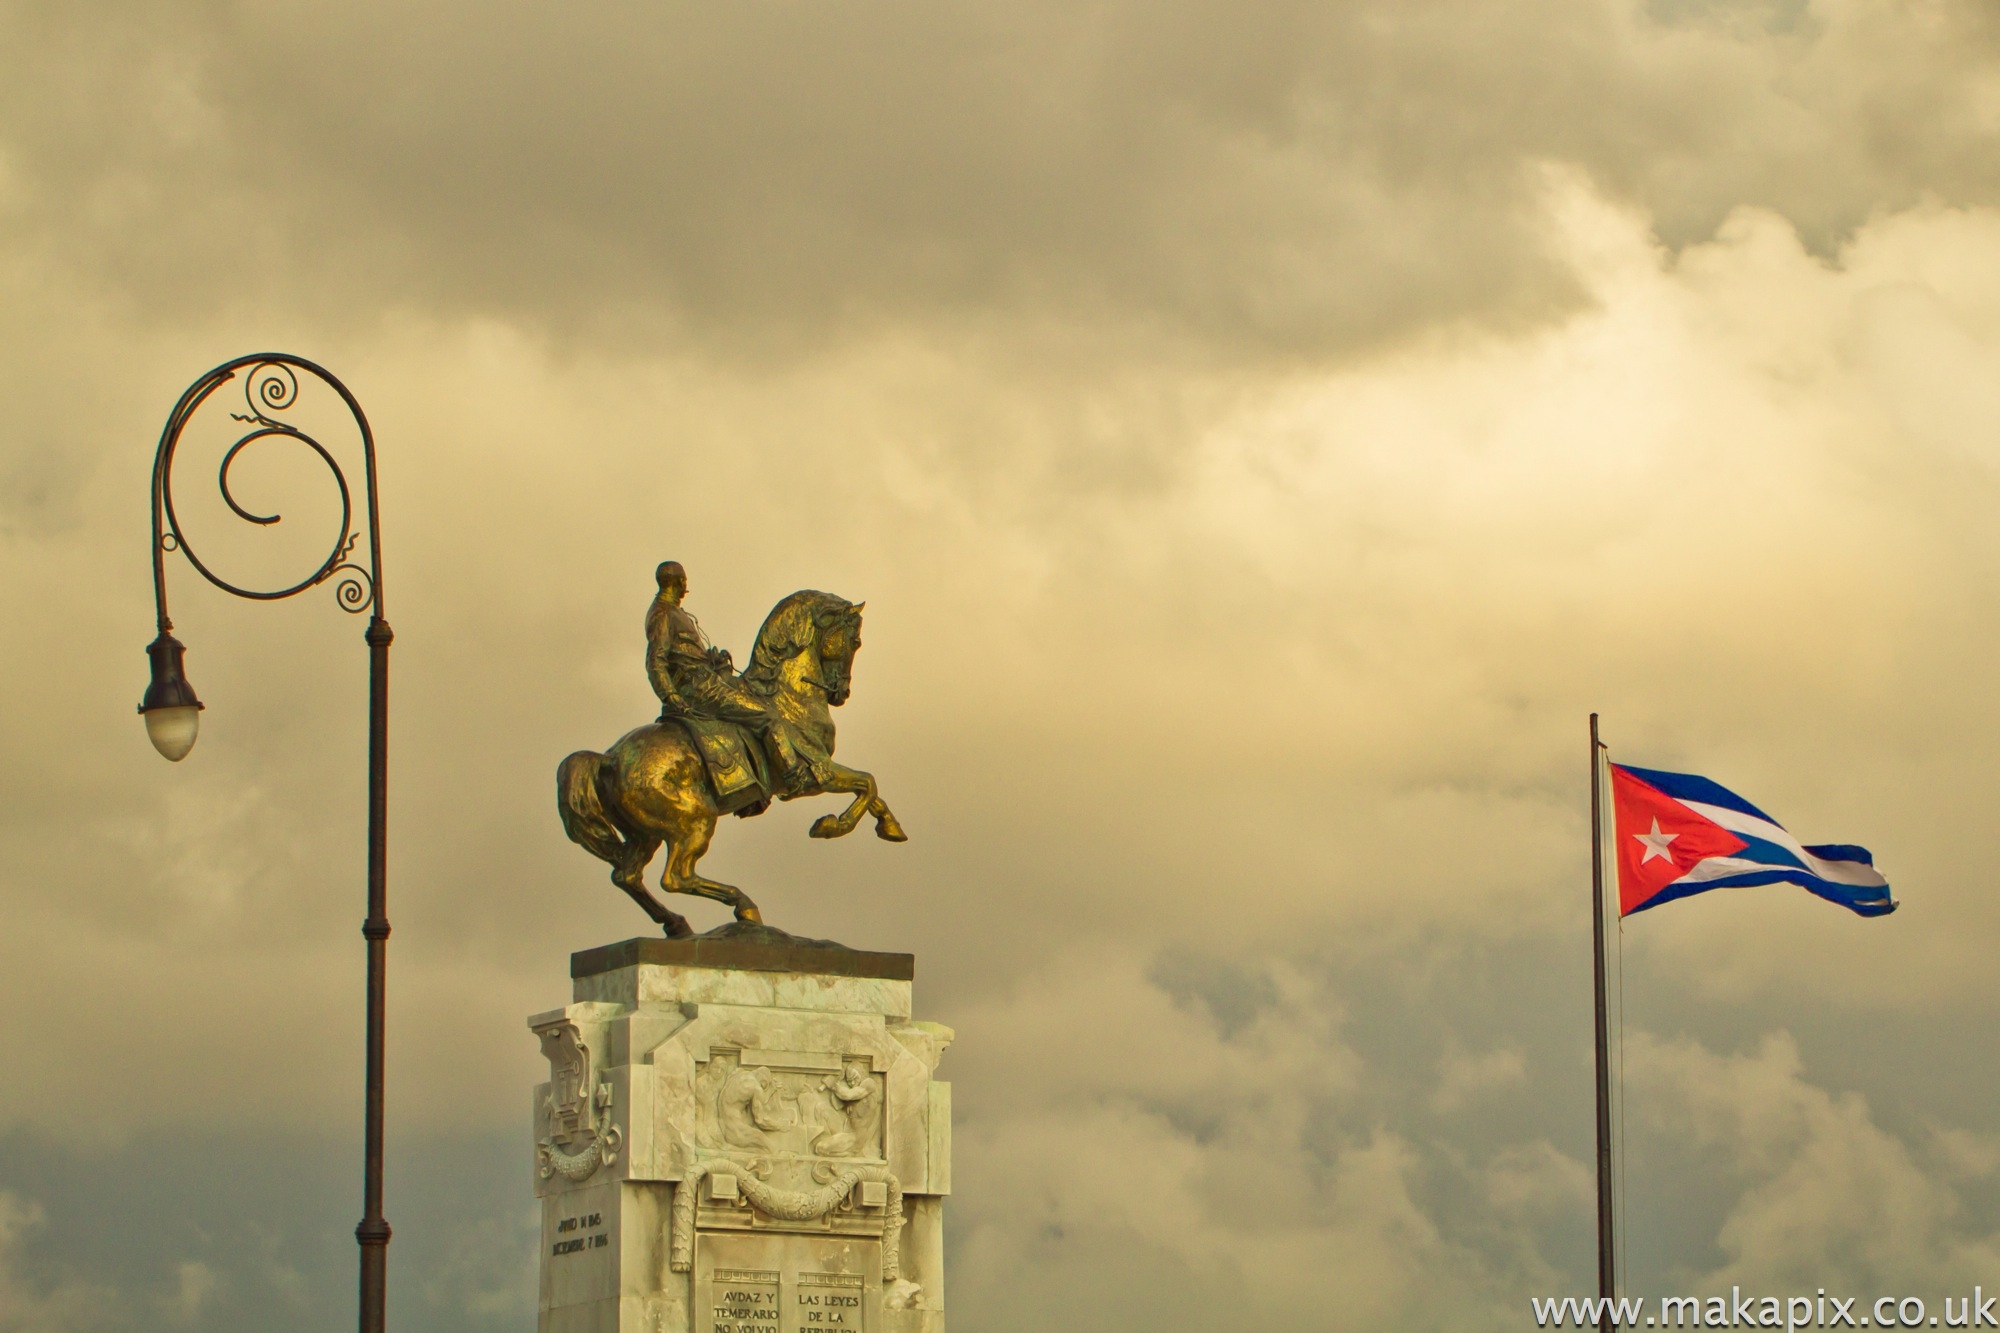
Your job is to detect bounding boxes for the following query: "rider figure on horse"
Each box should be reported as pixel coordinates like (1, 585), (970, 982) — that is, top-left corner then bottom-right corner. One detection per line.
(645, 560), (820, 796)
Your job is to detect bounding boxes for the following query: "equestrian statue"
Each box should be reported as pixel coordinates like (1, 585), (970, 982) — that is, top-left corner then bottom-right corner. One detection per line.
(557, 561), (906, 936)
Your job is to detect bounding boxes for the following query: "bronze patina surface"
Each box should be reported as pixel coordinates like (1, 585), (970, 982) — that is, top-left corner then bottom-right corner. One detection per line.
(558, 563), (907, 937)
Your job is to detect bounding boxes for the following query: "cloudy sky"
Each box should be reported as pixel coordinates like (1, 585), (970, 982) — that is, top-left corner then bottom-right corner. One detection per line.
(6, 0), (2000, 1328)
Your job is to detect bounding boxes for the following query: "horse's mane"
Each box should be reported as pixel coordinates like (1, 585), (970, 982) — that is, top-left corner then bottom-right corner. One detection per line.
(742, 590), (856, 694)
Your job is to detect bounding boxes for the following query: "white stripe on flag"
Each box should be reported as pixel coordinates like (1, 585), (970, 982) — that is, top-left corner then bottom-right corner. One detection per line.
(1675, 799), (1886, 887)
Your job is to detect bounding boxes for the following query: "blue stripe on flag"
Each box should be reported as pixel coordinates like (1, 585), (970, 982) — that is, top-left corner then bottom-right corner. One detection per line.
(1731, 832), (1808, 872)
(1803, 843), (1874, 865)
(1616, 764), (1780, 825)
(1629, 866), (1897, 918)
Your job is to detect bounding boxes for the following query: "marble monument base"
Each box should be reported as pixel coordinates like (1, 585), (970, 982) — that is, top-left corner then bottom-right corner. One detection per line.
(531, 926), (951, 1333)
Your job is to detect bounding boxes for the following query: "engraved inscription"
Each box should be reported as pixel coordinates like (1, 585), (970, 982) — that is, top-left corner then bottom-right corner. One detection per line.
(793, 1272), (865, 1331)
(550, 1211), (609, 1257)
(694, 1231), (880, 1333)
(710, 1268), (779, 1333)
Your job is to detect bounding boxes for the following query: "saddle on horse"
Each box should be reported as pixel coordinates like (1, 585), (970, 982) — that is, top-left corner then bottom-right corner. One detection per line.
(673, 715), (773, 817)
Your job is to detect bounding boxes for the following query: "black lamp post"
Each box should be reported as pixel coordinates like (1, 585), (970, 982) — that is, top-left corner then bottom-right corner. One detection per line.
(140, 354), (394, 1333)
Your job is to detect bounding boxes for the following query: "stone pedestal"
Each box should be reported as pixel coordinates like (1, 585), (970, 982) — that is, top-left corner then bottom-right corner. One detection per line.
(531, 931), (951, 1333)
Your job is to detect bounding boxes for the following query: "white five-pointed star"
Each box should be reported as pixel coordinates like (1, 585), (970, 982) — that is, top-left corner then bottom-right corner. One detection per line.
(1634, 818), (1679, 865)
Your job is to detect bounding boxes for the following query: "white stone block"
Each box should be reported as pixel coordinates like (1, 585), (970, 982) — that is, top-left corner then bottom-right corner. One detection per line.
(533, 935), (950, 1333)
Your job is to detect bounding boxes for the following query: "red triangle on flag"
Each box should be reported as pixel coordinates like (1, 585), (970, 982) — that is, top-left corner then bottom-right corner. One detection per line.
(1609, 765), (1749, 915)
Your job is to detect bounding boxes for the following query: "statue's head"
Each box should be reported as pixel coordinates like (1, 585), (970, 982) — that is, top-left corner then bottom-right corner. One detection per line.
(655, 561), (687, 597)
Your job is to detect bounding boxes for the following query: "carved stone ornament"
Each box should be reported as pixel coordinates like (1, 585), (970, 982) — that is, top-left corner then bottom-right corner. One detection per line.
(670, 1158), (921, 1307)
(534, 1019), (622, 1183)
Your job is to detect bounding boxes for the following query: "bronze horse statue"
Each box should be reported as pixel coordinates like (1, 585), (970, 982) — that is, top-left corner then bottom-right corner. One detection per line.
(557, 590), (905, 937)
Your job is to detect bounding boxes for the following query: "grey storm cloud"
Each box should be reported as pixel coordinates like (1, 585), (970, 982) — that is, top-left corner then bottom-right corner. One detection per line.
(3, 0), (1996, 356)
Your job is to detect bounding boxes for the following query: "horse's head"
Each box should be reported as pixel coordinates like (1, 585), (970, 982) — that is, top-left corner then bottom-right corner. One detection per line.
(744, 591), (865, 706)
(816, 601), (863, 706)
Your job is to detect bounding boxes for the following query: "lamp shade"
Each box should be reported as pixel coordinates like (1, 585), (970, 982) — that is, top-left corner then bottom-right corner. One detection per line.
(139, 631), (204, 761)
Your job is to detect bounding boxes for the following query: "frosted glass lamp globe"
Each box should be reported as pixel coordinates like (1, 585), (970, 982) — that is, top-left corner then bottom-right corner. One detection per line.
(144, 705), (200, 762)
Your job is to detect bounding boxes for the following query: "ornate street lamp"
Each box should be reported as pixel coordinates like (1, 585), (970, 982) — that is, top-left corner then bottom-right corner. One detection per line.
(139, 354), (394, 1333)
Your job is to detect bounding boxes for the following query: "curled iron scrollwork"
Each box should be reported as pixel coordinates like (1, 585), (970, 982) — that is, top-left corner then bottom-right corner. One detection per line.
(151, 355), (384, 620)
(246, 360), (298, 417)
(326, 536), (375, 614)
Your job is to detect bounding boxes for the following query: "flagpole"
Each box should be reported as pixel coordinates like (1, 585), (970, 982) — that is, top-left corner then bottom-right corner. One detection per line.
(1590, 713), (1615, 1330)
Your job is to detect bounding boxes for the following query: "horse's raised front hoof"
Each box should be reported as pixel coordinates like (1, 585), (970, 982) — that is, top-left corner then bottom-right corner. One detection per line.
(663, 913), (696, 939)
(874, 812), (909, 842)
(809, 814), (846, 839)
(735, 901), (763, 924)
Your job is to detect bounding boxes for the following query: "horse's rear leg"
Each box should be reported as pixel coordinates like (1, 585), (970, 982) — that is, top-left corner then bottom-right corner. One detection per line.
(662, 812), (763, 924)
(612, 835), (692, 938)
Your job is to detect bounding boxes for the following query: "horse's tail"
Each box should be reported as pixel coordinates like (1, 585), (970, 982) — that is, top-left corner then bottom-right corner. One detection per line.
(557, 750), (627, 864)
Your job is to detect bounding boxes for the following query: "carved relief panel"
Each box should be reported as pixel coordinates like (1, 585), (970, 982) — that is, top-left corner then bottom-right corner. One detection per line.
(692, 1048), (887, 1161)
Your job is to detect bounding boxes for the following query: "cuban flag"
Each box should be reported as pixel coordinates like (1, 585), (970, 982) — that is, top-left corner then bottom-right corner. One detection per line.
(1610, 764), (1895, 918)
